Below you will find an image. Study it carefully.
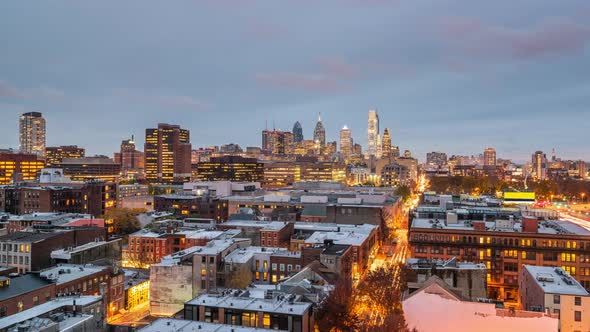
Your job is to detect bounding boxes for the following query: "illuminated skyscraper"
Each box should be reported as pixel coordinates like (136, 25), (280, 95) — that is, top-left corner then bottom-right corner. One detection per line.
(46, 145), (85, 166)
(532, 151), (547, 180)
(144, 123), (192, 183)
(19, 112), (46, 157)
(262, 130), (294, 155)
(382, 128), (392, 158)
(313, 113), (326, 148)
(367, 110), (380, 158)
(483, 147), (497, 167)
(340, 126), (352, 160)
(292, 121), (303, 143)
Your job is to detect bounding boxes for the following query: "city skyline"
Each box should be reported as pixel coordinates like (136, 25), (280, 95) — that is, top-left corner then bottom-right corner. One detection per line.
(1, 1), (590, 162)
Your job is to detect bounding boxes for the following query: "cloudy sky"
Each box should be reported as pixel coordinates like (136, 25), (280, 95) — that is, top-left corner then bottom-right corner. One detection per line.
(1, 0), (589, 162)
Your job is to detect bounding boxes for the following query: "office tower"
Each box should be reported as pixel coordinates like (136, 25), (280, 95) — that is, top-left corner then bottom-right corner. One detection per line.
(532, 151), (547, 180)
(145, 123), (192, 183)
(0, 152), (45, 184)
(313, 113), (326, 148)
(114, 136), (145, 179)
(367, 110), (380, 158)
(426, 152), (448, 167)
(391, 146), (400, 158)
(262, 130), (294, 155)
(292, 121), (303, 143)
(353, 143), (363, 158)
(19, 112), (46, 156)
(324, 141), (337, 155)
(483, 147), (497, 167)
(340, 126), (352, 160)
(577, 160), (587, 178)
(194, 156), (264, 182)
(382, 128), (392, 158)
(60, 156), (121, 182)
(45, 145), (85, 166)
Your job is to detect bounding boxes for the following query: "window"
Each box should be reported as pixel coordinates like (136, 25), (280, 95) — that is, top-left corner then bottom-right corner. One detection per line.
(263, 261), (268, 270)
(255, 271), (260, 280)
(575, 311), (582, 322)
(575, 297), (582, 306)
(280, 264), (285, 271)
(32, 296), (39, 305)
(263, 313), (271, 328)
(553, 294), (560, 304)
(271, 263), (277, 271)
(201, 269), (207, 277)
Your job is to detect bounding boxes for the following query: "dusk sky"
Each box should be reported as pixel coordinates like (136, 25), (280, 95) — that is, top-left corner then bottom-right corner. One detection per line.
(1, 0), (589, 163)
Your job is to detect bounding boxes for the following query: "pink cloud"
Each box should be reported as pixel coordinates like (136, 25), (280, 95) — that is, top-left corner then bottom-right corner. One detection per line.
(439, 16), (590, 60)
(317, 57), (360, 78)
(255, 72), (348, 93)
(0, 80), (22, 98)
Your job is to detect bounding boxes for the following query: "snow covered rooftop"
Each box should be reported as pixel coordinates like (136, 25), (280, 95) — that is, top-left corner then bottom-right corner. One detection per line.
(304, 230), (372, 247)
(187, 293), (312, 316)
(139, 318), (284, 332)
(39, 264), (107, 285)
(404, 283), (558, 332)
(51, 241), (110, 260)
(523, 265), (590, 296)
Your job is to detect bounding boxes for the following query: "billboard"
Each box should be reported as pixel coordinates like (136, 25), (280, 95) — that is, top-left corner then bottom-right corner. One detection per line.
(503, 191), (536, 204)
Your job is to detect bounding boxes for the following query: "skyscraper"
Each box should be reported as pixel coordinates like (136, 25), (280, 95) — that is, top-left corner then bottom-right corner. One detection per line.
(532, 151), (547, 180)
(19, 112), (46, 156)
(339, 126), (352, 160)
(313, 113), (326, 148)
(262, 130), (294, 155)
(367, 110), (380, 158)
(382, 128), (392, 158)
(292, 121), (303, 143)
(144, 123), (192, 183)
(483, 147), (497, 167)
(115, 136), (145, 179)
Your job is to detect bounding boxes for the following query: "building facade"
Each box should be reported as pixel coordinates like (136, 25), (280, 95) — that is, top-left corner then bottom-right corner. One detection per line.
(45, 145), (85, 167)
(145, 123), (192, 183)
(19, 112), (46, 157)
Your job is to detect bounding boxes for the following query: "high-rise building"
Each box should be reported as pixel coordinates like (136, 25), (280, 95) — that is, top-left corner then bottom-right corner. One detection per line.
(353, 144), (363, 158)
(194, 156), (264, 182)
(313, 113), (326, 148)
(577, 160), (587, 179)
(426, 152), (448, 167)
(367, 110), (380, 158)
(324, 141), (337, 155)
(391, 146), (400, 158)
(382, 128), (392, 158)
(114, 136), (145, 179)
(19, 112), (46, 157)
(292, 121), (303, 143)
(483, 147), (497, 167)
(532, 151), (547, 180)
(60, 156), (121, 182)
(145, 123), (192, 183)
(45, 145), (85, 166)
(339, 126), (352, 160)
(262, 130), (294, 155)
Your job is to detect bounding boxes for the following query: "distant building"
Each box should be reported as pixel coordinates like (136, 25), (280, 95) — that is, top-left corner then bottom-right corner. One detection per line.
(114, 136), (145, 180)
(426, 151), (448, 167)
(367, 109), (380, 158)
(262, 130), (294, 155)
(484, 147), (497, 167)
(520, 265), (590, 332)
(313, 113), (326, 148)
(0, 152), (45, 185)
(194, 156), (264, 183)
(292, 121), (303, 143)
(262, 161), (346, 188)
(339, 126), (352, 160)
(19, 112), (46, 157)
(153, 194), (228, 221)
(380, 162), (410, 187)
(145, 123), (192, 184)
(60, 156), (121, 182)
(45, 145), (85, 167)
(532, 151), (548, 180)
(382, 128), (392, 158)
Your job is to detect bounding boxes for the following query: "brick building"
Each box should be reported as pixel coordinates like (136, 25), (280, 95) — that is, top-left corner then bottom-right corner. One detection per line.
(153, 194), (228, 221)
(409, 208), (590, 304)
(0, 274), (55, 317)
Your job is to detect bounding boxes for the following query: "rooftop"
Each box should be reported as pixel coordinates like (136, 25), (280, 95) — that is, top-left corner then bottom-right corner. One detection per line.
(524, 265), (590, 296)
(0, 296), (102, 330)
(187, 293), (312, 316)
(220, 220), (290, 231)
(304, 229), (373, 247)
(39, 264), (108, 285)
(140, 319), (284, 332)
(50, 240), (111, 260)
(0, 274), (54, 301)
(157, 239), (249, 266)
(0, 231), (63, 243)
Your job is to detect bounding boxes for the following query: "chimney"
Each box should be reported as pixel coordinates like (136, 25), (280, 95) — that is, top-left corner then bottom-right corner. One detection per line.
(473, 221), (485, 231)
(522, 216), (538, 233)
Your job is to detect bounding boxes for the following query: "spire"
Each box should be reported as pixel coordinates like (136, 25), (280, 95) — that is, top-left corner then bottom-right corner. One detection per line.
(318, 112), (322, 122)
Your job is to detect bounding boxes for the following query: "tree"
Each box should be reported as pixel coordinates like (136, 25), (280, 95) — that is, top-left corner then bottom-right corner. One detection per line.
(102, 208), (145, 236)
(316, 281), (359, 332)
(226, 265), (253, 289)
(395, 185), (412, 203)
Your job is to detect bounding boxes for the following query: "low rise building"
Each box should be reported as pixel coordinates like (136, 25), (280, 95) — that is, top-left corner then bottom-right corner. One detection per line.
(140, 318), (283, 332)
(184, 292), (314, 332)
(405, 257), (487, 301)
(153, 194), (228, 221)
(520, 265), (590, 332)
(50, 239), (122, 265)
(0, 274), (55, 317)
